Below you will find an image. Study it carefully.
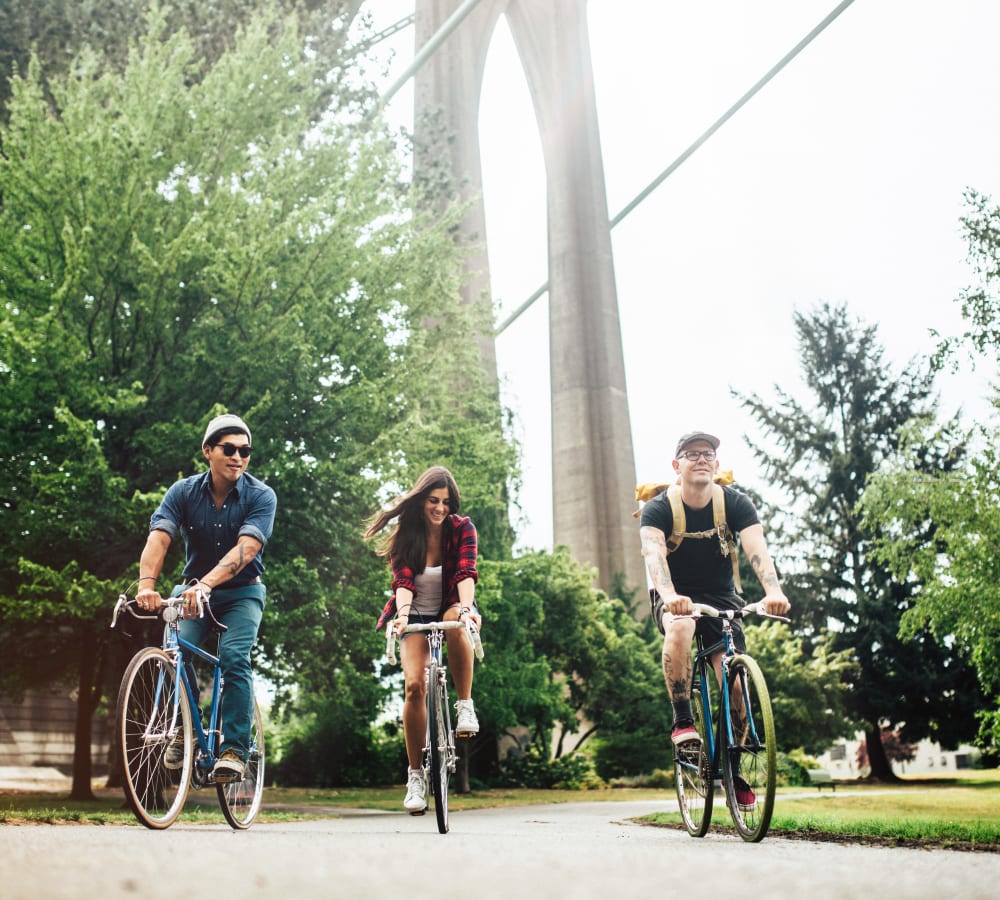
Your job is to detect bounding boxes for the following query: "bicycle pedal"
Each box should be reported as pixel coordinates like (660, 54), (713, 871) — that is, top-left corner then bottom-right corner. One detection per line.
(408, 809), (426, 817)
(213, 773), (244, 785)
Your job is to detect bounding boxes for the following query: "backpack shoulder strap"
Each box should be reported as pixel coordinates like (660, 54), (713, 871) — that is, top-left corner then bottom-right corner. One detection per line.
(711, 482), (726, 529)
(665, 484), (685, 553)
(712, 484), (742, 593)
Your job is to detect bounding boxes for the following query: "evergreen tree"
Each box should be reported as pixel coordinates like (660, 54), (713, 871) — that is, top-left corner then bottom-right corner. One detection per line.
(733, 301), (981, 781)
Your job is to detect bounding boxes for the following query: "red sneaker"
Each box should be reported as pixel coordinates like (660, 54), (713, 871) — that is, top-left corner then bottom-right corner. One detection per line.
(671, 725), (702, 748)
(733, 775), (756, 811)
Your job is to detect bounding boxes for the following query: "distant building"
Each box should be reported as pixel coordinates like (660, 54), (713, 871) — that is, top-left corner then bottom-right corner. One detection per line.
(817, 732), (981, 778)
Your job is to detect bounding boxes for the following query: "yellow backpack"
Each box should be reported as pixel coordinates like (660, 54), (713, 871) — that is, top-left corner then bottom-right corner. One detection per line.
(634, 473), (742, 592)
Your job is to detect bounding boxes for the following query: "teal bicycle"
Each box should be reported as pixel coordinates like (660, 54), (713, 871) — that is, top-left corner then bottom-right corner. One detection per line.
(111, 583), (265, 830)
(674, 602), (788, 842)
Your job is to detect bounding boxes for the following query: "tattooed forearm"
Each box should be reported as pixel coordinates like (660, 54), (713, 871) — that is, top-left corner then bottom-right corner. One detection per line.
(222, 543), (246, 576)
(204, 537), (261, 588)
(641, 526), (675, 596)
(749, 552), (780, 590)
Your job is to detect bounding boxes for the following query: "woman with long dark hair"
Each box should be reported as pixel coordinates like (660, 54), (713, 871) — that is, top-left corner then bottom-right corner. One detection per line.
(365, 465), (482, 813)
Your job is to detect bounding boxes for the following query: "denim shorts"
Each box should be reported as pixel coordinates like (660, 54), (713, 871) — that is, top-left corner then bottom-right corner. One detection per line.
(399, 605), (479, 640)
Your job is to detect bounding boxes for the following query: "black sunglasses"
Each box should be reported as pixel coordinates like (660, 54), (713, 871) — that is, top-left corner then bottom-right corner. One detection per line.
(215, 443), (252, 459)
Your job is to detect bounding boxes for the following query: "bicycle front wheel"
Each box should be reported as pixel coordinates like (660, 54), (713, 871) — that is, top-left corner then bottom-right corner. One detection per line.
(722, 654), (776, 842)
(217, 699), (266, 830)
(427, 662), (450, 834)
(674, 667), (714, 837)
(117, 648), (193, 829)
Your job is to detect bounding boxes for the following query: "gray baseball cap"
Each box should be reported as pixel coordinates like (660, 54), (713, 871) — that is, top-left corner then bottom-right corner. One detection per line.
(202, 414), (251, 447)
(675, 431), (720, 457)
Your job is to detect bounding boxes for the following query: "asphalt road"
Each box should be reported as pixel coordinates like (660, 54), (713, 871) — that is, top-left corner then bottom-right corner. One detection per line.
(4, 797), (999, 899)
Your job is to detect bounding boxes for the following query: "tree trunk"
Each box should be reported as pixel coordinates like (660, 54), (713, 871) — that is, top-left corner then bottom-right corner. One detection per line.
(863, 725), (902, 784)
(69, 629), (99, 801)
(456, 737), (471, 794)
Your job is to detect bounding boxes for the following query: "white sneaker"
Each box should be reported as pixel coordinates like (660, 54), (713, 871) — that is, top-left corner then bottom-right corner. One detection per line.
(403, 767), (427, 813)
(455, 699), (479, 736)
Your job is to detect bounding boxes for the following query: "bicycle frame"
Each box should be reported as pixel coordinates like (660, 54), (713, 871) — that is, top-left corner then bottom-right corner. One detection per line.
(169, 627), (225, 775)
(692, 622), (750, 784)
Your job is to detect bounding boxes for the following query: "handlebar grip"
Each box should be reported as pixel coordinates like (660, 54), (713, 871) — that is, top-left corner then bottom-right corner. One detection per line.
(386, 627), (397, 666)
(470, 626), (484, 661)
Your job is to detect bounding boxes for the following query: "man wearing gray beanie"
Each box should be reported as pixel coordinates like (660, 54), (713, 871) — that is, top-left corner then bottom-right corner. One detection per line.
(134, 413), (276, 783)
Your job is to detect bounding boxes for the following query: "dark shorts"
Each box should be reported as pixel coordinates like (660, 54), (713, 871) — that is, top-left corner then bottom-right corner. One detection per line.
(649, 588), (746, 653)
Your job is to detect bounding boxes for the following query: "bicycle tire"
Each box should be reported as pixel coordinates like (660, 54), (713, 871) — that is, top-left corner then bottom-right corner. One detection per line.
(674, 666), (714, 837)
(117, 647), (193, 829)
(722, 654), (776, 842)
(427, 662), (450, 834)
(217, 698), (266, 830)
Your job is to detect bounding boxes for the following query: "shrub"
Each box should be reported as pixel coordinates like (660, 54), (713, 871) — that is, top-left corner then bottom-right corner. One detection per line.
(498, 744), (602, 789)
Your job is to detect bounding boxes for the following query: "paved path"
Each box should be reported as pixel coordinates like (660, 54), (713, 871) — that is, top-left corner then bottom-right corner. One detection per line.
(4, 796), (999, 900)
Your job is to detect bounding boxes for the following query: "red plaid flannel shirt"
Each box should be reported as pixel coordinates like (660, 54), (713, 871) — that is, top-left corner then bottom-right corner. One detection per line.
(375, 514), (478, 630)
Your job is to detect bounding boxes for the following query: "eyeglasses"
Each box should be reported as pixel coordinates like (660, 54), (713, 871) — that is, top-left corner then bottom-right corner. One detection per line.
(679, 449), (717, 462)
(216, 443), (252, 459)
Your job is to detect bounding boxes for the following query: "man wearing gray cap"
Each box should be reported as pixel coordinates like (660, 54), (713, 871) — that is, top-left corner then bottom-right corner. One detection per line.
(134, 413), (277, 783)
(639, 431), (789, 808)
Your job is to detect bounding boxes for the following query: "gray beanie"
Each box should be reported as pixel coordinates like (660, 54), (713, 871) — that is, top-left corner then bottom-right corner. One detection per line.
(202, 414), (251, 447)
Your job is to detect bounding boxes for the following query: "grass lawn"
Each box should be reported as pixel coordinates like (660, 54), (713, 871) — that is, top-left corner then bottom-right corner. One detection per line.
(2, 770), (998, 851)
(639, 770), (1000, 851)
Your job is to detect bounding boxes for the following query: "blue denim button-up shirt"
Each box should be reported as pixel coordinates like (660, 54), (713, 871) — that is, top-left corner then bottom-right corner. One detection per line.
(149, 470), (276, 587)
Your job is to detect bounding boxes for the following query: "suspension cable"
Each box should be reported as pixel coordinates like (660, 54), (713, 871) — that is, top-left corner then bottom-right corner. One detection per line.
(495, 0), (858, 336)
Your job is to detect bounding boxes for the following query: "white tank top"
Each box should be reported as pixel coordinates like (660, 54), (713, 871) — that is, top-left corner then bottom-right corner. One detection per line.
(412, 565), (443, 616)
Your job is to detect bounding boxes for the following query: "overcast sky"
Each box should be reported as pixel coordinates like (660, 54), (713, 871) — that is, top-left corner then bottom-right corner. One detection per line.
(364, 0), (1000, 551)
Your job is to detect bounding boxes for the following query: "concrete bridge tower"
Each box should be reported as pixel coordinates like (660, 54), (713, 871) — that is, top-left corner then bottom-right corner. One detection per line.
(413, 0), (645, 600)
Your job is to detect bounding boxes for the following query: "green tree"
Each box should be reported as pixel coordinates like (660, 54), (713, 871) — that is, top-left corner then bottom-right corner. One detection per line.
(859, 419), (1000, 754)
(744, 621), (856, 756)
(734, 301), (980, 781)
(932, 188), (1000, 368)
(0, 0), (372, 120)
(474, 550), (671, 782)
(861, 187), (1000, 758)
(0, 8), (516, 794)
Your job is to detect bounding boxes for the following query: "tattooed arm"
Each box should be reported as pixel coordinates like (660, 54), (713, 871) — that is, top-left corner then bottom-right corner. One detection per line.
(177, 535), (264, 615)
(738, 524), (790, 615)
(204, 535), (263, 589)
(640, 524), (693, 618)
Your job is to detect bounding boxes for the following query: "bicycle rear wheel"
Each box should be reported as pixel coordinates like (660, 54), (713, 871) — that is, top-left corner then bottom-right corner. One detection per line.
(427, 662), (450, 834)
(217, 698), (266, 829)
(117, 648), (193, 829)
(722, 654), (776, 842)
(674, 667), (714, 837)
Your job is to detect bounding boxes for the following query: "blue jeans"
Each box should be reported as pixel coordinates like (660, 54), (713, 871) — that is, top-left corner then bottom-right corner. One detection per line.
(175, 584), (265, 760)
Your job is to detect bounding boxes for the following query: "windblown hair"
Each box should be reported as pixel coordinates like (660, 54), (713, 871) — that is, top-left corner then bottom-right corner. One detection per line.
(363, 466), (461, 574)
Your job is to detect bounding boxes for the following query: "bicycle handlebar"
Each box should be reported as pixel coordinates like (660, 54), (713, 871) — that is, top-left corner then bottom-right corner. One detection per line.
(110, 585), (226, 631)
(385, 618), (484, 666)
(691, 601), (790, 624)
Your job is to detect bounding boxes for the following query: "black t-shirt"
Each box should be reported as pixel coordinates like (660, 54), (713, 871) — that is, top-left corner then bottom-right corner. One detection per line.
(639, 484), (760, 595)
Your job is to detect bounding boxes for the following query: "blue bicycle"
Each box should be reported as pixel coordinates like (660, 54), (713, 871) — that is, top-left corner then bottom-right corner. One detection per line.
(674, 602), (788, 842)
(111, 583), (265, 830)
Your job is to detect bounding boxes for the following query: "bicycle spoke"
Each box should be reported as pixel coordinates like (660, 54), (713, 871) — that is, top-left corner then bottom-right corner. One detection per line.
(117, 648), (192, 829)
(428, 663), (450, 834)
(674, 670), (714, 836)
(217, 699), (266, 829)
(723, 655), (776, 842)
